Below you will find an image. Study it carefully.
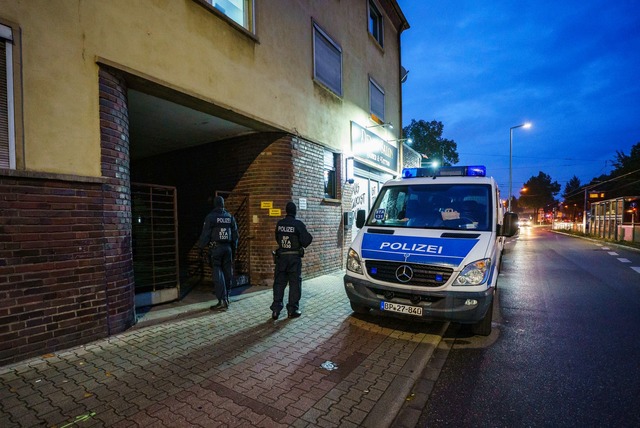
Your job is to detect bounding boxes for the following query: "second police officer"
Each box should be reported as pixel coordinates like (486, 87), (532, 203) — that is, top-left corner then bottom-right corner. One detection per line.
(198, 195), (238, 311)
(271, 201), (313, 320)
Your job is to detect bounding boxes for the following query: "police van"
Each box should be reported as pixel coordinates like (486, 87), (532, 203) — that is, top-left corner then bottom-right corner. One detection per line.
(344, 165), (518, 335)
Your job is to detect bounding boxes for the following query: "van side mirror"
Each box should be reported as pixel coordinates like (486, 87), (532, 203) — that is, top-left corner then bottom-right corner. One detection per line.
(501, 212), (519, 237)
(356, 209), (366, 229)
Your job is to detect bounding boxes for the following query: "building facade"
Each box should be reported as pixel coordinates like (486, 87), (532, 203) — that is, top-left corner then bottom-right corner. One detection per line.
(0, 0), (408, 365)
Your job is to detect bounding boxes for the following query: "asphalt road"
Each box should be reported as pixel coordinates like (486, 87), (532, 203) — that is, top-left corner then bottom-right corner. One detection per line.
(414, 227), (640, 427)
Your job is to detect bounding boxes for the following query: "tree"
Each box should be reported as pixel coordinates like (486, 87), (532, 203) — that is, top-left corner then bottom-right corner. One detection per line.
(607, 142), (640, 197)
(611, 142), (640, 172)
(563, 176), (582, 202)
(402, 119), (459, 166)
(562, 175), (582, 221)
(519, 171), (561, 218)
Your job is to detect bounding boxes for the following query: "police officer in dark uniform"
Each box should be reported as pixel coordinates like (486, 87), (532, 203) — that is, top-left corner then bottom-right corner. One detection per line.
(198, 195), (238, 310)
(271, 201), (313, 320)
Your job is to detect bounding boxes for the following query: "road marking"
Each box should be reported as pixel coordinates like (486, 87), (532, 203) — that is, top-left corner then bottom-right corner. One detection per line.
(618, 258), (632, 263)
(632, 267), (640, 274)
(602, 247), (611, 250)
(608, 251), (619, 256)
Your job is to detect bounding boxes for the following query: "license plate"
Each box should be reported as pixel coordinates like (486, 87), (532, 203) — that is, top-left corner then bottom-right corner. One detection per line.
(380, 301), (423, 316)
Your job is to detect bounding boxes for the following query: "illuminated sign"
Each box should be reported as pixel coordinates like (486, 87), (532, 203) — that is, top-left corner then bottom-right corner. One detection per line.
(589, 192), (605, 199)
(350, 122), (398, 174)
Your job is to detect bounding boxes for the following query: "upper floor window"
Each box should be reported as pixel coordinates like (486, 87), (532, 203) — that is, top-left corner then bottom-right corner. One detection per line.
(368, 1), (384, 47)
(313, 23), (342, 97)
(0, 23), (15, 169)
(369, 78), (385, 123)
(204, 0), (254, 33)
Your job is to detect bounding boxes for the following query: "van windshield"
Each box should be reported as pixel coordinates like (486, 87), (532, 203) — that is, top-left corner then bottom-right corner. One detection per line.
(366, 183), (493, 231)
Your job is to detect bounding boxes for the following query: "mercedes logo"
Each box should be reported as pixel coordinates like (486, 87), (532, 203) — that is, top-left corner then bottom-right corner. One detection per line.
(395, 265), (414, 283)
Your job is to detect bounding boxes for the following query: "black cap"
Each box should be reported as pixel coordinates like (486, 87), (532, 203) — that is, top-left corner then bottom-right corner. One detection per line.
(214, 196), (225, 209)
(286, 201), (297, 216)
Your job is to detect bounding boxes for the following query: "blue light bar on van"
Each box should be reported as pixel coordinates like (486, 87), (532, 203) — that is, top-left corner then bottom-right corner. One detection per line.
(402, 166), (486, 178)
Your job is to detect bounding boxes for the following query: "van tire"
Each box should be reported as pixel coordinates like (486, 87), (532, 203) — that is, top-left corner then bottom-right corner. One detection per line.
(471, 296), (493, 336)
(350, 301), (370, 314)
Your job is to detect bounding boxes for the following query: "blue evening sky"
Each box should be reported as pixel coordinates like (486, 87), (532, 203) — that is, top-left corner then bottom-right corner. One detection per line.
(396, 0), (640, 196)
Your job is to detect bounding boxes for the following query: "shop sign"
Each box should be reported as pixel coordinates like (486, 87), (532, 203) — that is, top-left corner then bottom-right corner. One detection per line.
(351, 122), (398, 174)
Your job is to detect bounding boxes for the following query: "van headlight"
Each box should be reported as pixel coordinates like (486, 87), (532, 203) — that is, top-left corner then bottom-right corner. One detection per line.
(346, 248), (363, 274)
(453, 259), (491, 286)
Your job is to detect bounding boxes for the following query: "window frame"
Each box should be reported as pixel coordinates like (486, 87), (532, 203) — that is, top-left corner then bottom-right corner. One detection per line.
(0, 22), (16, 170)
(369, 77), (385, 123)
(312, 22), (343, 97)
(368, 0), (384, 47)
(196, 0), (256, 35)
(323, 150), (338, 200)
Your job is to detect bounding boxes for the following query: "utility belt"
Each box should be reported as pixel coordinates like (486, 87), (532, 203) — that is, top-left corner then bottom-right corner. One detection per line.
(208, 241), (230, 248)
(272, 247), (304, 263)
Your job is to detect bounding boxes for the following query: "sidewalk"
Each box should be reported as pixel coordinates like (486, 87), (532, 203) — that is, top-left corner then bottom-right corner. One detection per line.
(0, 271), (446, 427)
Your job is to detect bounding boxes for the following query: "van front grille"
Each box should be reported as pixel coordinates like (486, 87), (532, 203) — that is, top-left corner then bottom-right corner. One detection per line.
(365, 261), (453, 287)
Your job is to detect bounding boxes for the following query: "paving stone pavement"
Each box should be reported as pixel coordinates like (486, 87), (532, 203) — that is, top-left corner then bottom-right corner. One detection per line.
(0, 271), (446, 428)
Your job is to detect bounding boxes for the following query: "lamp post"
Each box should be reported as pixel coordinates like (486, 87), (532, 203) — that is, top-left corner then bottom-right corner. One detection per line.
(509, 122), (532, 211)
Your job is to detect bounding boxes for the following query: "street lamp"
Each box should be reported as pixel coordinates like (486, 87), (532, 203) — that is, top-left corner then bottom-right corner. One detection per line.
(509, 122), (532, 211)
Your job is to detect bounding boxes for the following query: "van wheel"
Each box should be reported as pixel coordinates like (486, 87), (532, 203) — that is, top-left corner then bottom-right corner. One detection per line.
(471, 297), (493, 336)
(350, 301), (370, 314)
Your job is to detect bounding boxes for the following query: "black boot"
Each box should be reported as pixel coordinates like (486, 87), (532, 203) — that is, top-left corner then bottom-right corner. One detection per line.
(210, 301), (227, 311)
(288, 310), (302, 318)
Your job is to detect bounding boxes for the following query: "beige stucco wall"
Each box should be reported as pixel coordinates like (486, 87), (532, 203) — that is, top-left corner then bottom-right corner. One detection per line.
(0, 0), (404, 177)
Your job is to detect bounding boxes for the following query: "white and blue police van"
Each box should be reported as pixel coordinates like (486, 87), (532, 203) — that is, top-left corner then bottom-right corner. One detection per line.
(344, 165), (518, 335)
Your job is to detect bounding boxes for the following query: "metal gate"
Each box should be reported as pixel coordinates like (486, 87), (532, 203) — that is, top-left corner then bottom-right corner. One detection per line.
(131, 183), (179, 307)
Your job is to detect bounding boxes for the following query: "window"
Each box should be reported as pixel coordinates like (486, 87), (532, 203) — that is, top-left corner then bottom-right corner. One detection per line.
(369, 78), (385, 122)
(368, 1), (384, 47)
(324, 150), (338, 199)
(313, 23), (342, 96)
(0, 23), (15, 169)
(203, 0), (254, 32)
(367, 184), (492, 231)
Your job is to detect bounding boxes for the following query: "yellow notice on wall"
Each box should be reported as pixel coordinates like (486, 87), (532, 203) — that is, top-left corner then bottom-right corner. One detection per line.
(261, 201), (273, 209)
(269, 208), (281, 217)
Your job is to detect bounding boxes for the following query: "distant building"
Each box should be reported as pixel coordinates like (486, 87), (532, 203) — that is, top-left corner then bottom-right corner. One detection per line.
(0, 1), (409, 364)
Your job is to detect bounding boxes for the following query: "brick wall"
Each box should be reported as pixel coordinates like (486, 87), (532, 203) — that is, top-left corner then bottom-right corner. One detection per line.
(0, 174), (109, 365)
(132, 133), (349, 287)
(98, 68), (136, 334)
(0, 67), (137, 365)
(233, 135), (349, 285)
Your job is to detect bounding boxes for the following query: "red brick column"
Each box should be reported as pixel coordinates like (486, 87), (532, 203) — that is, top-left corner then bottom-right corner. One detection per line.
(98, 67), (135, 333)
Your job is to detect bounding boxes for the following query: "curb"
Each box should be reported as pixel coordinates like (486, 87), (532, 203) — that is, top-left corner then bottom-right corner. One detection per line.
(365, 321), (449, 428)
(549, 229), (640, 253)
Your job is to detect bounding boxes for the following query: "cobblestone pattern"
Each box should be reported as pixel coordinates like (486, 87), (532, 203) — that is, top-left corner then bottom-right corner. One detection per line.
(0, 273), (443, 427)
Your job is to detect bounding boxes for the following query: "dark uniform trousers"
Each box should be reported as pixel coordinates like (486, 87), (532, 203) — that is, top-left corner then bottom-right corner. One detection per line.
(210, 242), (232, 302)
(271, 252), (302, 313)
